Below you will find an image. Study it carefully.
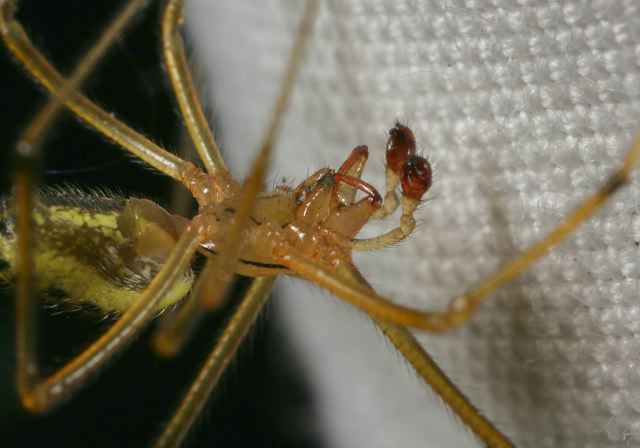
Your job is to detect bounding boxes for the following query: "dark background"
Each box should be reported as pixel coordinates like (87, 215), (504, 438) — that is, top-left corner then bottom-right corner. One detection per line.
(0, 1), (321, 447)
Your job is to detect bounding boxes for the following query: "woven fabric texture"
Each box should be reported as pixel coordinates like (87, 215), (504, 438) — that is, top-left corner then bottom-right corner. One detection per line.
(187, 1), (640, 447)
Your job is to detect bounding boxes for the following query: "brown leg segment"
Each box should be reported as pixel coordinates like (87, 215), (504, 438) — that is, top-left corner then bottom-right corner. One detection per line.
(0, 0), (189, 179)
(154, 276), (275, 448)
(17, 215), (204, 412)
(8, 0), (154, 412)
(162, 0), (227, 173)
(338, 264), (514, 446)
(373, 318), (514, 447)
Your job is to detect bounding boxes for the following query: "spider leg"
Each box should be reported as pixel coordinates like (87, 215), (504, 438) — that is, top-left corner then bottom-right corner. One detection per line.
(19, 0), (150, 152)
(256, 0), (317, 163)
(162, 0), (226, 173)
(152, 0), (317, 356)
(279, 132), (640, 332)
(305, 261), (515, 446)
(154, 276), (274, 448)
(0, 0), (191, 179)
(8, 0), (167, 412)
(352, 193), (421, 251)
(11, 0), (148, 401)
(152, 282), (207, 358)
(374, 319), (514, 448)
(16, 206), (205, 411)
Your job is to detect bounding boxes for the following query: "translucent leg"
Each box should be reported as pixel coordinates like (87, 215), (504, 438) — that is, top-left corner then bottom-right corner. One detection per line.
(10, 0), (157, 412)
(255, 0), (317, 161)
(334, 264), (513, 445)
(20, 0), (149, 151)
(154, 276), (275, 448)
(0, 0), (190, 179)
(278, 134), (640, 332)
(353, 195), (420, 251)
(196, 0), (316, 308)
(13, 126), (38, 407)
(16, 215), (203, 411)
(373, 319), (514, 447)
(162, 0), (226, 173)
(152, 286), (207, 358)
(151, 0), (317, 359)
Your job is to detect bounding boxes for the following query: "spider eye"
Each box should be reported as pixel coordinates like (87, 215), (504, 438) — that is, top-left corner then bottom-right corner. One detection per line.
(400, 155), (432, 200)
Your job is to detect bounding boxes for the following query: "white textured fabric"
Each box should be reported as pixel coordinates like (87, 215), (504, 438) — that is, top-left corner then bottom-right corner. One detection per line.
(187, 1), (640, 447)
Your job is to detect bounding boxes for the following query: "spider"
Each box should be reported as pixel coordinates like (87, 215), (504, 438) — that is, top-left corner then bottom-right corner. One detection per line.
(1, 0), (639, 447)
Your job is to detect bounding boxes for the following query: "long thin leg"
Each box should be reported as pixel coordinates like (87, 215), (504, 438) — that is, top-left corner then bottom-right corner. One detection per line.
(152, 285), (207, 358)
(152, 0), (318, 356)
(162, 0), (226, 173)
(12, 0), (150, 406)
(0, 0), (189, 179)
(19, 0), (150, 151)
(373, 319), (514, 447)
(17, 215), (204, 411)
(336, 264), (514, 446)
(154, 276), (275, 448)
(278, 135), (640, 332)
(194, 0), (317, 309)
(254, 0), (317, 164)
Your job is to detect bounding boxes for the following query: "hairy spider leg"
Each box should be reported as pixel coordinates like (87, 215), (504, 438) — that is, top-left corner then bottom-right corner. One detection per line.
(155, 277), (275, 448)
(7, 0), (639, 446)
(277, 137), (640, 332)
(0, 0), (188, 179)
(151, 0), (317, 363)
(3, 0), (156, 412)
(340, 264), (514, 447)
(154, 1), (317, 443)
(162, 0), (226, 173)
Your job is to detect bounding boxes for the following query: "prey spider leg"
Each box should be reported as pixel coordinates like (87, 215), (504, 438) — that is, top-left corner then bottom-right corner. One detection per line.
(161, 0), (225, 173)
(1, 0), (317, 442)
(3, 0), (640, 447)
(152, 0), (318, 360)
(0, 0), (187, 178)
(5, 0), (155, 412)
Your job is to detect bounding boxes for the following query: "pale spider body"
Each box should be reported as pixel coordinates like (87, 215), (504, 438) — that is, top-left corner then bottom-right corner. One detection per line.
(183, 148), (384, 278)
(2, 0), (639, 447)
